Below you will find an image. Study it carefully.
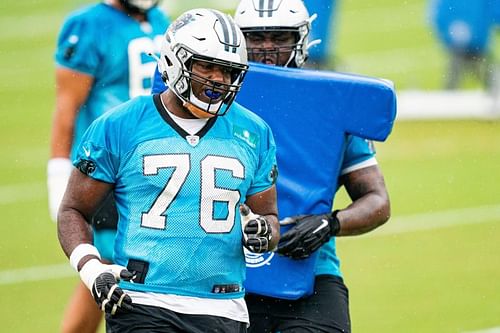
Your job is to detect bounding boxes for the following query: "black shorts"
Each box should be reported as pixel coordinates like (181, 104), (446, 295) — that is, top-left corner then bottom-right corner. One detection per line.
(105, 303), (247, 333)
(246, 275), (350, 333)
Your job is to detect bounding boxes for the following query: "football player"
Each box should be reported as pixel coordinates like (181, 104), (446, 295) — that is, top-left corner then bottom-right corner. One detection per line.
(429, 0), (495, 90)
(234, 0), (390, 332)
(48, 1), (169, 332)
(57, 8), (279, 332)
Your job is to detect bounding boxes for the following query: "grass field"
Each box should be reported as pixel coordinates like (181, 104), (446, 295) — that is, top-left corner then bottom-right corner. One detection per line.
(0, 1), (499, 332)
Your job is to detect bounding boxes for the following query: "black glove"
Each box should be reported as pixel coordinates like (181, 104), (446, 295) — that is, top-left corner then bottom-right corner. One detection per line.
(240, 204), (273, 253)
(79, 259), (135, 315)
(277, 210), (340, 259)
(91, 270), (135, 315)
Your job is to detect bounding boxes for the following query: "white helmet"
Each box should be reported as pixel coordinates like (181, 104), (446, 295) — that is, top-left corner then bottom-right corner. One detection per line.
(158, 8), (248, 116)
(234, 0), (318, 68)
(119, 0), (160, 14)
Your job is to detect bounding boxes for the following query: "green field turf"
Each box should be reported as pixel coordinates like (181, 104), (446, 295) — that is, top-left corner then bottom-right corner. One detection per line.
(0, 1), (499, 332)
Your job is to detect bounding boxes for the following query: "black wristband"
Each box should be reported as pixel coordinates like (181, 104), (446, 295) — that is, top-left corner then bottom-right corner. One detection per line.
(329, 210), (341, 236)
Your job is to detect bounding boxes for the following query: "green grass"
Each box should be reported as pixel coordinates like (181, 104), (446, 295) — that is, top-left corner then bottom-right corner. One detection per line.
(339, 219), (500, 333)
(0, 1), (499, 332)
(378, 121), (500, 213)
(333, 120), (500, 333)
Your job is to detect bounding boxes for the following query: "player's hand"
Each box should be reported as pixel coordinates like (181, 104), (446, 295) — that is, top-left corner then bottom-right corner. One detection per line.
(277, 211), (340, 260)
(79, 259), (135, 315)
(240, 204), (273, 253)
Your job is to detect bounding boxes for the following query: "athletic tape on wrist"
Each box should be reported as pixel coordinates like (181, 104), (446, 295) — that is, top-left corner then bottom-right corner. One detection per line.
(47, 158), (73, 222)
(47, 158), (73, 176)
(69, 243), (101, 272)
(79, 258), (104, 290)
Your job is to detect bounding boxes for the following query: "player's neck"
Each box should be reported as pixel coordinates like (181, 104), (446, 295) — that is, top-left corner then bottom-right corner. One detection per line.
(160, 91), (197, 119)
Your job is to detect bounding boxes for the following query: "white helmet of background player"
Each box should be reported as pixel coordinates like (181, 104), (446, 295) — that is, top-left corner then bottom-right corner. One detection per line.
(119, 0), (160, 14)
(234, 0), (319, 68)
(158, 8), (248, 116)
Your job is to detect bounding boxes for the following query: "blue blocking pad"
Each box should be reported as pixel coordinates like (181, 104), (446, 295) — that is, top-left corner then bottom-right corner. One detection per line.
(493, 0), (500, 24)
(237, 63), (396, 300)
(429, 0), (494, 53)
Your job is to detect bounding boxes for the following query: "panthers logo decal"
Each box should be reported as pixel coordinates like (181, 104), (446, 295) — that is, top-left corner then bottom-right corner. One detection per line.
(244, 248), (275, 268)
(169, 13), (195, 34)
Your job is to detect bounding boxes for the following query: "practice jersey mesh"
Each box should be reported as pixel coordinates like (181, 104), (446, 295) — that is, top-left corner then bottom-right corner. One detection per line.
(74, 95), (277, 299)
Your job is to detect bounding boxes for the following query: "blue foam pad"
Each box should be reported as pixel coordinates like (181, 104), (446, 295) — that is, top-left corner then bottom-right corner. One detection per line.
(429, 0), (494, 52)
(238, 63), (396, 299)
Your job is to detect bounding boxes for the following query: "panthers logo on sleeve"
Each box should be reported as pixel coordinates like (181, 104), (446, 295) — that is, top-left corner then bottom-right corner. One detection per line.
(76, 159), (96, 175)
(63, 34), (79, 60)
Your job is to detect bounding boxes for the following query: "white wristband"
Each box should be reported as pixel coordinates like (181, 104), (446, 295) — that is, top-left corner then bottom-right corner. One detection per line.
(69, 243), (101, 272)
(79, 259), (127, 291)
(47, 158), (73, 222)
(79, 259), (104, 290)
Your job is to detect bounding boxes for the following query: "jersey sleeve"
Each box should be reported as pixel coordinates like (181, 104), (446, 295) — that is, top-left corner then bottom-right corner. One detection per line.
(54, 13), (101, 76)
(72, 115), (120, 184)
(340, 135), (377, 176)
(247, 124), (278, 196)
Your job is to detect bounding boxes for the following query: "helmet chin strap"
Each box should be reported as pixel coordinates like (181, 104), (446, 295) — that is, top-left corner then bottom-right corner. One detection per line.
(183, 101), (214, 119)
(189, 88), (224, 113)
(284, 51), (296, 68)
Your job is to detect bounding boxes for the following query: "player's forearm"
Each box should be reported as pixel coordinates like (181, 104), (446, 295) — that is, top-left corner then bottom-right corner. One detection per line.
(50, 129), (74, 158)
(48, 105), (78, 221)
(51, 67), (92, 158)
(57, 171), (112, 258)
(245, 186), (280, 249)
(337, 165), (390, 236)
(336, 192), (390, 236)
(58, 206), (94, 259)
(50, 107), (77, 158)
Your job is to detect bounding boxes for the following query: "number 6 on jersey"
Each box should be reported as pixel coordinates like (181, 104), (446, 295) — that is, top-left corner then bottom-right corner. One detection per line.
(141, 154), (244, 232)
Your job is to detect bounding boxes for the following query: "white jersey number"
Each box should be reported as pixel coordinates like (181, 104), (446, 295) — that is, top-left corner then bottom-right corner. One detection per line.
(141, 154), (244, 232)
(128, 35), (163, 98)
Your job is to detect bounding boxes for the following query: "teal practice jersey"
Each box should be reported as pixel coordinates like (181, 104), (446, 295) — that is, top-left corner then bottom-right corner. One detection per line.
(74, 95), (277, 299)
(55, 3), (169, 159)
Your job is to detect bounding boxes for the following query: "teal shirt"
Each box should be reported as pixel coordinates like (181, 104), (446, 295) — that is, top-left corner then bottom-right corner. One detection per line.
(74, 95), (277, 298)
(55, 3), (169, 159)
